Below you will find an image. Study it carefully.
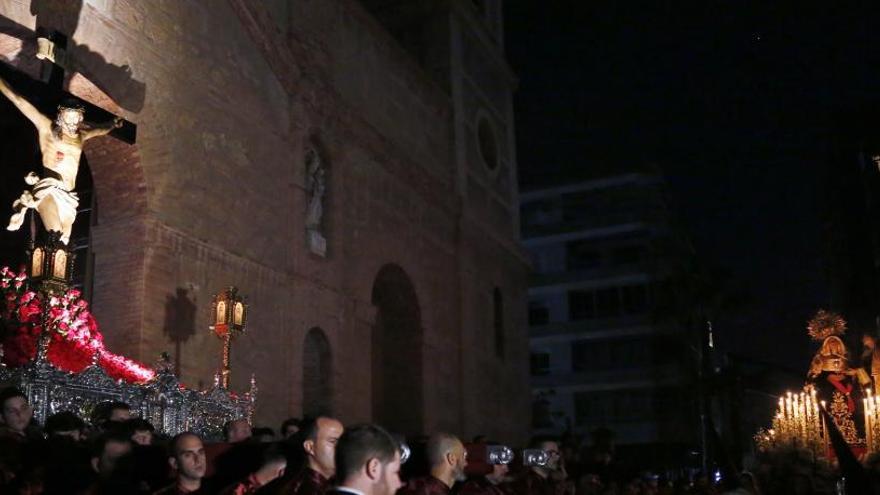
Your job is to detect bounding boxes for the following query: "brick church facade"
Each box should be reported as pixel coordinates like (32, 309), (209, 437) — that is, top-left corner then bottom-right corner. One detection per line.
(0, 0), (529, 442)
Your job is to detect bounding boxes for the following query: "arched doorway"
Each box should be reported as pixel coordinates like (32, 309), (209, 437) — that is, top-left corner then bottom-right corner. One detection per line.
(302, 327), (333, 417)
(371, 264), (423, 435)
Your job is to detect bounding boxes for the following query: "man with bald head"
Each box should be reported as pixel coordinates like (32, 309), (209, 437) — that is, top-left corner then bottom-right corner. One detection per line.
(155, 432), (207, 494)
(262, 416), (344, 494)
(398, 433), (467, 494)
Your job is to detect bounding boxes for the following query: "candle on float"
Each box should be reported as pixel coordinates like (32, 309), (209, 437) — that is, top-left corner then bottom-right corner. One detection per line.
(800, 392), (808, 442)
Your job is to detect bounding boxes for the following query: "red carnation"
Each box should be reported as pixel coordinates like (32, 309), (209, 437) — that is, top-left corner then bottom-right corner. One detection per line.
(18, 303), (41, 322)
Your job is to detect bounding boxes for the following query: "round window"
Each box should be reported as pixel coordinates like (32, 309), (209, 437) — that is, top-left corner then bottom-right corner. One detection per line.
(477, 116), (499, 172)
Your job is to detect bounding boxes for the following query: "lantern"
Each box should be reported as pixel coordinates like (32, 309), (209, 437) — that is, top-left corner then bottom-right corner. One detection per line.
(26, 231), (75, 294)
(209, 286), (248, 388)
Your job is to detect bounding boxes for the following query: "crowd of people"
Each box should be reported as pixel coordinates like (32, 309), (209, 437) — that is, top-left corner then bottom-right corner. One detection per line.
(0, 385), (777, 494)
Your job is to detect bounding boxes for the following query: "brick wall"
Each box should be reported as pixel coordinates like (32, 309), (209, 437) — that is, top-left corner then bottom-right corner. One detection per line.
(0, 0), (530, 443)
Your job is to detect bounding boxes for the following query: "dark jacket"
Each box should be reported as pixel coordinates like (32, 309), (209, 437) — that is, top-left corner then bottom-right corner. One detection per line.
(397, 475), (451, 495)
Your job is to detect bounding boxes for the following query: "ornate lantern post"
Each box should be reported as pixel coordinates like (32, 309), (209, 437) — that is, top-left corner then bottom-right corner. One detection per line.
(26, 231), (75, 295)
(209, 287), (247, 389)
(25, 230), (76, 362)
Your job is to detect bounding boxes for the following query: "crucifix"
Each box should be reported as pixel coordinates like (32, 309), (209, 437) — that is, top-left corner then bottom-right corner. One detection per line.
(0, 30), (136, 246)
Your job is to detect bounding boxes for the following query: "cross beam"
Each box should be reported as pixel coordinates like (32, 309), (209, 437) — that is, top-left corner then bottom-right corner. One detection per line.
(0, 39), (136, 144)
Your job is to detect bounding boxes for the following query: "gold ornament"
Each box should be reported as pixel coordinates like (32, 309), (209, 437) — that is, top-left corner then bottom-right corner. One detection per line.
(807, 309), (847, 341)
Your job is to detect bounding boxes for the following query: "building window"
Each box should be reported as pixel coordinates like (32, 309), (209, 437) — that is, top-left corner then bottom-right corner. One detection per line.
(611, 245), (644, 266)
(493, 287), (504, 358)
(530, 352), (550, 375)
(574, 390), (655, 425)
(529, 299), (550, 325)
(568, 290), (595, 320)
(566, 240), (602, 271)
(571, 340), (605, 372)
(621, 284), (648, 315)
(572, 337), (655, 372)
(595, 287), (620, 318)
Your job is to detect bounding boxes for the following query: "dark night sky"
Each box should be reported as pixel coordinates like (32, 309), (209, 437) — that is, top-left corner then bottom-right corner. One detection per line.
(506, 2), (880, 377)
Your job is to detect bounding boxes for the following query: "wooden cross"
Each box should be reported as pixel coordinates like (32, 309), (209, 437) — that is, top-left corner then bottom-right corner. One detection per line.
(0, 29), (136, 144)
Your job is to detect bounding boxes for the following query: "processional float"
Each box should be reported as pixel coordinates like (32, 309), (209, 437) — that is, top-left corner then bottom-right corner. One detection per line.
(0, 43), (255, 438)
(755, 310), (880, 460)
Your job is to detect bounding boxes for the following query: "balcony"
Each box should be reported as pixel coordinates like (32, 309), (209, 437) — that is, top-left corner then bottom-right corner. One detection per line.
(530, 262), (651, 288)
(529, 314), (658, 339)
(531, 364), (686, 391)
(521, 209), (668, 240)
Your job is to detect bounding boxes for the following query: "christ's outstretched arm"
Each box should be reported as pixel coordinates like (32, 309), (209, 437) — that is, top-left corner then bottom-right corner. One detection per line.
(81, 116), (123, 141)
(0, 75), (51, 132)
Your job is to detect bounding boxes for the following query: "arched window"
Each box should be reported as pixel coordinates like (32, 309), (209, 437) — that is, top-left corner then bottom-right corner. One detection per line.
(303, 327), (333, 417)
(371, 264), (423, 435)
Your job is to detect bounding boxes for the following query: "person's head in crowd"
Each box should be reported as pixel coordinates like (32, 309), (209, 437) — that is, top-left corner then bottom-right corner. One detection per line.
(252, 442), (288, 486)
(45, 410), (86, 441)
(529, 436), (562, 475)
(281, 417), (301, 438)
(225, 418), (252, 443)
(335, 423), (402, 495)
(168, 432), (206, 492)
(487, 462), (509, 484)
(108, 401), (131, 423)
(589, 427), (615, 460)
(0, 387), (32, 436)
(577, 473), (603, 494)
(300, 416), (345, 479)
(426, 432), (468, 487)
(91, 431), (133, 477)
(126, 418), (155, 446)
(252, 426), (276, 443)
(483, 443), (509, 485)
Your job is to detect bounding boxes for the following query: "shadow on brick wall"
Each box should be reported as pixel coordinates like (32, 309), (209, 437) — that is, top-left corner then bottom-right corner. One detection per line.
(163, 287), (197, 376)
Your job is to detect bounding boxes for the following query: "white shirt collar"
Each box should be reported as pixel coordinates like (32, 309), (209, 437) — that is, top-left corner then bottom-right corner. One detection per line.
(334, 487), (366, 495)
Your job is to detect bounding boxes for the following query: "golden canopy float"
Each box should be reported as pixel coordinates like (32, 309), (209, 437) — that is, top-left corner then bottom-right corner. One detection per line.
(755, 310), (875, 459)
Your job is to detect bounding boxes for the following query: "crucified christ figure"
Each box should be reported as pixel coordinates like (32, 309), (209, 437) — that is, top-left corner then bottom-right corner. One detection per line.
(0, 75), (121, 244)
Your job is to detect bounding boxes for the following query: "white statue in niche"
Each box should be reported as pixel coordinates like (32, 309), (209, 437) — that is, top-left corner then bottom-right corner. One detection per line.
(0, 75), (122, 244)
(305, 147), (327, 257)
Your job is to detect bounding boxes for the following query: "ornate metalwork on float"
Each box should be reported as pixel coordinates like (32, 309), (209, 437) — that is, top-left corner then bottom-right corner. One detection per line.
(0, 344), (256, 441)
(0, 232), (256, 440)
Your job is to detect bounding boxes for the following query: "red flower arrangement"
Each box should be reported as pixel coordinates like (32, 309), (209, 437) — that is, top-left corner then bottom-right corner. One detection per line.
(0, 266), (155, 384)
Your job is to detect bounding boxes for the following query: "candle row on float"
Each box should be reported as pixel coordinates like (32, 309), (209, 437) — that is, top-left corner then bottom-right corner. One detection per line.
(771, 388), (824, 455)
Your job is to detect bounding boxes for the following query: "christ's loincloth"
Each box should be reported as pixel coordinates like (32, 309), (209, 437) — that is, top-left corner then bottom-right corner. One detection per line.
(7, 172), (78, 244)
